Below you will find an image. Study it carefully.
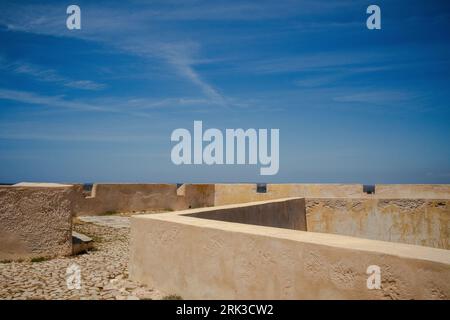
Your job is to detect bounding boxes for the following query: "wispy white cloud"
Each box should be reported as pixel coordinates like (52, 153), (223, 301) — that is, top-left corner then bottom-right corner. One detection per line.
(0, 2), (229, 107)
(64, 80), (106, 91)
(0, 88), (111, 112)
(294, 66), (392, 88)
(143, 0), (358, 21)
(0, 57), (106, 90)
(0, 1), (364, 108)
(0, 132), (163, 142)
(160, 43), (227, 106)
(333, 90), (419, 104)
(0, 87), (242, 117)
(236, 51), (394, 75)
(0, 120), (166, 143)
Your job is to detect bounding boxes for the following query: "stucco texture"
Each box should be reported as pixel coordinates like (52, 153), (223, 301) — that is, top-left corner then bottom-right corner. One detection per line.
(73, 184), (178, 215)
(213, 184), (450, 206)
(129, 199), (450, 300)
(306, 198), (449, 249)
(0, 186), (74, 260)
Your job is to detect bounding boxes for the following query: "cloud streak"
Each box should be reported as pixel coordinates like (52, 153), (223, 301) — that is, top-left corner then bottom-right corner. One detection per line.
(0, 57), (106, 90)
(0, 2), (229, 107)
(0, 87), (240, 117)
(0, 88), (111, 112)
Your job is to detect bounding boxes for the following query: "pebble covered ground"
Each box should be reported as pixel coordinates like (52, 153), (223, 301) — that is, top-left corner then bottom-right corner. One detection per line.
(0, 217), (165, 300)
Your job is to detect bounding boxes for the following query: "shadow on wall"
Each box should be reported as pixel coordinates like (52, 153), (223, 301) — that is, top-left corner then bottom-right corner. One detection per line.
(188, 197), (306, 231)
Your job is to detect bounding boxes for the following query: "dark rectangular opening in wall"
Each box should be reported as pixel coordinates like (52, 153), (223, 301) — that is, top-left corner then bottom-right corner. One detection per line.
(176, 183), (183, 189)
(82, 183), (93, 192)
(82, 183), (93, 197)
(363, 185), (375, 194)
(256, 183), (267, 193)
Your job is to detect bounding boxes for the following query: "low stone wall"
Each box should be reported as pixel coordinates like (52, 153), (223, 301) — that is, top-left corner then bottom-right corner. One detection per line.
(70, 183), (450, 216)
(74, 184), (179, 215)
(213, 184), (450, 205)
(187, 198), (306, 231)
(376, 184), (450, 199)
(306, 198), (449, 250)
(214, 184), (364, 205)
(129, 200), (450, 299)
(74, 183), (216, 215)
(0, 185), (74, 260)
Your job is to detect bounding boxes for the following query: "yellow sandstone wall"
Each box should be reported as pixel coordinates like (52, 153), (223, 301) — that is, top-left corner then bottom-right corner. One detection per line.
(0, 185), (74, 260)
(213, 184), (364, 205)
(73, 183), (179, 215)
(74, 183), (216, 215)
(71, 183), (450, 216)
(375, 184), (450, 199)
(305, 198), (450, 250)
(213, 184), (450, 206)
(129, 200), (450, 300)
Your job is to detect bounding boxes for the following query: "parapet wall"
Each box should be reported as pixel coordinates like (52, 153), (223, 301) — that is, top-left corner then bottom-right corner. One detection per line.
(73, 183), (216, 216)
(0, 185), (74, 260)
(213, 184), (363, 205)
(73, 184), (178, 215)
(129, 199), (450, 299)
(213, 184), (450, 205)
(70, 183), (450, 216)
(306, 198), (449, 250)
(375, 184), (450, 198)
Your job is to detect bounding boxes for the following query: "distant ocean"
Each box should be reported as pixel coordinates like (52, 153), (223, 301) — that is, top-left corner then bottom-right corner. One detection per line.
(0, 183), (94, 191)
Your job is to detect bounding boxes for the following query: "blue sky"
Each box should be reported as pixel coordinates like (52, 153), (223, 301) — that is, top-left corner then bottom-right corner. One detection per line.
(0, 0), (449, 183)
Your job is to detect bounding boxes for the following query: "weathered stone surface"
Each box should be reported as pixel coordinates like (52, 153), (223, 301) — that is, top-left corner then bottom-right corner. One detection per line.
(72, 184), (179, 216)
(0, 218), (163, 300)
(0, 185), (74, 260)
(214, 184), (364, 205)
(305, 198), (450, 249)
(129, 199), (450, 300)
(213, 184), (450, 206)
(77, 216), (130, 228)
(72, 231), (93, 255)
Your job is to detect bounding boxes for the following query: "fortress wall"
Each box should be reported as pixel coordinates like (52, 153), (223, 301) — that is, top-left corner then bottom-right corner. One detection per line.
(306, 198), (450, 250)
(129, 202), (450, 299)
(214, 184), (450, 205)
(0, 185), (74, 260)
(26, 183), (449, 233)
(73, 183), (216, 215)
(214, 184), (365, 205)
(73, 184), (179, 216)
(375, 184), (450, 199)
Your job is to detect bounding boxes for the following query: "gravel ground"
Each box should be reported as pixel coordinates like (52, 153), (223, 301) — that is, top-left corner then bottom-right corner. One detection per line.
(0, 218), (164, 300)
